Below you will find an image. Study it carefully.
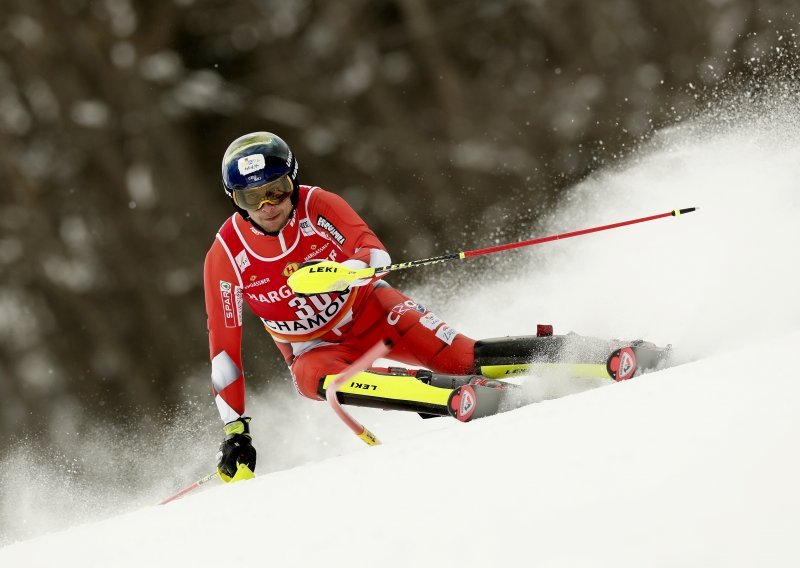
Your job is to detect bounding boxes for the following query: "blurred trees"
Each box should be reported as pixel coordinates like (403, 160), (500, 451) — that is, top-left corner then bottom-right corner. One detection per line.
(1, 0), (797, 450)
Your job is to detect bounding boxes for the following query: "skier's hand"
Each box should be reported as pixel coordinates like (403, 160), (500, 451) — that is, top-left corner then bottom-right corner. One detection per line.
(216, 417), (256, 483)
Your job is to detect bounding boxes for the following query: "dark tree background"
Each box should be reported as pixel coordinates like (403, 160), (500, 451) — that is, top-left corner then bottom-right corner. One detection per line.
(1, 0), (797, 452)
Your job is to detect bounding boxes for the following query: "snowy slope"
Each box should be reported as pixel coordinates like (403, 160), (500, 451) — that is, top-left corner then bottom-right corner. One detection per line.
(3, 92), (800, 565)
(1, 332), (798, 568)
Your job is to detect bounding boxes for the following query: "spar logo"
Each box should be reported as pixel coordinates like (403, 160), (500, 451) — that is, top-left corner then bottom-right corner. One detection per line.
(219, 280), (240, 328)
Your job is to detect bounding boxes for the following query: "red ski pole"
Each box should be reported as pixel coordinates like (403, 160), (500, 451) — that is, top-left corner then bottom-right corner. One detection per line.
(326, 340), (393, 446)
(377, 207), (699, 270)
(158, 471), (219, 505)
(289, 208), (697, 295)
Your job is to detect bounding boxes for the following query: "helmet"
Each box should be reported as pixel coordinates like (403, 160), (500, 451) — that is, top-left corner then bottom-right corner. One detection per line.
(221, 132), (300, 213)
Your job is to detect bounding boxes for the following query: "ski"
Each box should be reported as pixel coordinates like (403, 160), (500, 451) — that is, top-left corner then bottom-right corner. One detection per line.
(606, 340), (672, 381)
(447, 378), (518, 422)
(448, 341), (673, 422)
(325, 339), (674, 425)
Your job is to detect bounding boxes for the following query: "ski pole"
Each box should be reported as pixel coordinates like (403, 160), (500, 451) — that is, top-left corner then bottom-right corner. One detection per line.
(326, 340), (393, 446)
(288, 207), (697, 294)
(158, 471), (219, 505)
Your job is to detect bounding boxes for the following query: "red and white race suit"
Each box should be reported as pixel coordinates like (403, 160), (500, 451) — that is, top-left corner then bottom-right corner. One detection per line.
(204, 185), (475, 423)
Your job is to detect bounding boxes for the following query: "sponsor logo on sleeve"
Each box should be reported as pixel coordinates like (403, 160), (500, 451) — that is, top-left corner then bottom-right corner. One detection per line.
(235, 250), (250, 273)
(419, 312), (443, 331)
(235, 286), (243, 324)
(435, 325), (458, 345)
(316, 215), (346, 246)
(387, 300), (420, 325)
(220, 281), (239, 328)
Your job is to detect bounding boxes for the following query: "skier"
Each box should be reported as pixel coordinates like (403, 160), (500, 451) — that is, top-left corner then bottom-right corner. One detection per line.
(205, 131), (665, 483)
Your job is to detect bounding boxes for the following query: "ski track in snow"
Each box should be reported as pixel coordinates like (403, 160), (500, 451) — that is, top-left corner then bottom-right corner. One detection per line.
(2, 90), (800, 566)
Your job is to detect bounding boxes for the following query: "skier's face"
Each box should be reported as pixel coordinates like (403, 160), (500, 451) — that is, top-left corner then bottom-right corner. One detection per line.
(249, 194), (293, 233)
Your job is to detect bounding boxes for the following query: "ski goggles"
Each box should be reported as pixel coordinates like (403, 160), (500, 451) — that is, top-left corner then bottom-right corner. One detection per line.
(232, 175), (293, 211)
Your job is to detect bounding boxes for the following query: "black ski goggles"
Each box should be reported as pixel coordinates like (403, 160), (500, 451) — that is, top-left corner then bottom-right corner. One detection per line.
(232, 175), (293, 211)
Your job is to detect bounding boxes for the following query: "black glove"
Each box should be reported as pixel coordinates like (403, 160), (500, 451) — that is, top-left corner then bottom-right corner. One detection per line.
(216, 417), (257, 482)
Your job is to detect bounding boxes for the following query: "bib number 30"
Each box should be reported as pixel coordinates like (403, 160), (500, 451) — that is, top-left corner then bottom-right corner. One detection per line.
(288, 293), (335, 318)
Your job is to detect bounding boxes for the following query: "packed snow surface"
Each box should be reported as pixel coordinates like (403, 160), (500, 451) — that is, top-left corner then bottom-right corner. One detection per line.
(2, 92), (800, 566)
(2, 334), (799, 567)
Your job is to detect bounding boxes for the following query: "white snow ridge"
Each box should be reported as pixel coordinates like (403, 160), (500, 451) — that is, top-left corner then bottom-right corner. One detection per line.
(3, 96), (800, 567)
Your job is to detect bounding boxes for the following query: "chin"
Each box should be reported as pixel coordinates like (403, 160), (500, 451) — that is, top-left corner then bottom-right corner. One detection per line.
(254, 214), (288, 232)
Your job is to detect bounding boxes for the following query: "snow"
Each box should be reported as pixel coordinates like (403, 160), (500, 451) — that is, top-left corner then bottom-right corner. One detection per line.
(2, 334), (798, 567)
(3, 94), (800, 566)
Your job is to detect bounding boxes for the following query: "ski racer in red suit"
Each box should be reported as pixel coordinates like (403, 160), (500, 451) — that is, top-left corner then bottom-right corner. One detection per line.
(205, 132), (667, 482)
